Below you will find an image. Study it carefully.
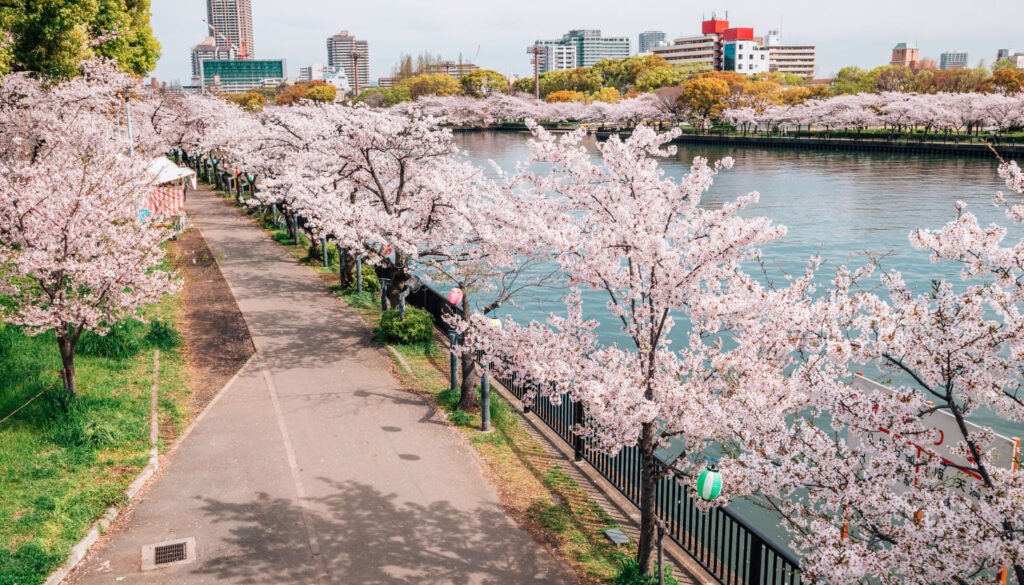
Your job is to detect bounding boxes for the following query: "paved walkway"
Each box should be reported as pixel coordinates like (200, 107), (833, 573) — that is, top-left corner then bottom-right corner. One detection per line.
(71, 187), (570, 584)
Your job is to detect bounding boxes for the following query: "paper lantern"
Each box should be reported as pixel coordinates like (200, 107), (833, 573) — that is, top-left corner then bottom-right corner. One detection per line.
(448, 287), (464, 305)
(488, 318), (503, 330)
(696, 465), (723, 501)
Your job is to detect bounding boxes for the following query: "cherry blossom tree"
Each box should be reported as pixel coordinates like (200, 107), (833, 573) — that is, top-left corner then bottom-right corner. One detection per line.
(707, 159), (1024, 584)
(463, 122), (785, 574)
(0, 64), (178, 396)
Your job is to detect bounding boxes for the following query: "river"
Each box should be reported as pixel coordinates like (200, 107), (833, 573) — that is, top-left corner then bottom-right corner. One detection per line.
(450, 131), (1022, 552)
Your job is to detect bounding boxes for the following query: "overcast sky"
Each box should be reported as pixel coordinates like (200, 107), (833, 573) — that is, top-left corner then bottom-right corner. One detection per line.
(151, 0), (1024, 84)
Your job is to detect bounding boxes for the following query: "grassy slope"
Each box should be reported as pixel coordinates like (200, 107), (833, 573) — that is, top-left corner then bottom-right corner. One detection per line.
(0, 297), (189, 585)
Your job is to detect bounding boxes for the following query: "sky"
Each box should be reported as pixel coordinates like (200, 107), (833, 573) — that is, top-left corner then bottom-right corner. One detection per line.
(151, 0), (1024, 85)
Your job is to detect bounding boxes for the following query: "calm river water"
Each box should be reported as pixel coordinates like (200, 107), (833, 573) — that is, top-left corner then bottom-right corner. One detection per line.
(455, 131), (1020, 433)
(453, 131), (1022, 550)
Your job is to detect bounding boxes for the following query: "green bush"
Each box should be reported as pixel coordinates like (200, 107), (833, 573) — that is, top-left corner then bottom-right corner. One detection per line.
(77, 320), (146, 359)
(360, 265), (381, 294)
(614, 558), (680, 585)
(144, 319), (183, 351)
(379, 307), (435, 344)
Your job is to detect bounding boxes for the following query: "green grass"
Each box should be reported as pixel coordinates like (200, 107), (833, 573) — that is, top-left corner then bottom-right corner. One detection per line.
(0, 298), (189, 585)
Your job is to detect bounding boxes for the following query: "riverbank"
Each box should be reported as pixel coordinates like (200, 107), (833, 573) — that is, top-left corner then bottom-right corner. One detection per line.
(452, 125), (1024, 159)
(625, 133), (1023, 159)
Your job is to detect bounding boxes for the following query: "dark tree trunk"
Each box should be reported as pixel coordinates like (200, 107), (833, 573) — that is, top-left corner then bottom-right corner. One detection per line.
(458, 294), (480, 411)
(56, 329), (78, 396)
(459, 352), (480, 411)
(636, 420), (659, 574)
(339, 248), (358, 290)
(385, 262), (416, 309)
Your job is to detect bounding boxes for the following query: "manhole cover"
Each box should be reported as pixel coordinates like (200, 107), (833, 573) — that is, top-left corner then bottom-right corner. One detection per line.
(141, 537), (196, 571)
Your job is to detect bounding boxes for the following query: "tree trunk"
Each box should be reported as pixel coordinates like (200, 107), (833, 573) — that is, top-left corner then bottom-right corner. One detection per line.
(459, 351), (480, 411)
(57, 330), (77, 396)
(339, 248), (357, 290)
(636, 420), (659, 574)
(458, 294), (480, 411)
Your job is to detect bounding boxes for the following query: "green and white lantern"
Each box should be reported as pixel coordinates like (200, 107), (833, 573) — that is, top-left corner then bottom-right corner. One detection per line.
(696, 463), (723, 501)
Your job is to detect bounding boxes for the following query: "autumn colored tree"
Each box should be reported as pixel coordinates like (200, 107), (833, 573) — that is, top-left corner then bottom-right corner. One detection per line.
(737, 80), (782, 112)
(223, 91), (267, 112)
(593, 87), (621, 104)
(401, 73), (463, 99)
(275, 80), (334, 105)
(304, 84), (337, 103)
(545, 89), (586, 103)
(678, 77), (730, 129)
(991, 67), (1024, 94)
(459, 69), (507, 97)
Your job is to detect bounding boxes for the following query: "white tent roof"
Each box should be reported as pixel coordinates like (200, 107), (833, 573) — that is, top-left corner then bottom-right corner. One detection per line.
(146, 157), (195, 185)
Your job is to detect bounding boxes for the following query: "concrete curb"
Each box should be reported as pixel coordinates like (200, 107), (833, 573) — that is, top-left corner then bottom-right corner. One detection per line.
(386, 345), (414, 375)
(44, 351), (257, 585)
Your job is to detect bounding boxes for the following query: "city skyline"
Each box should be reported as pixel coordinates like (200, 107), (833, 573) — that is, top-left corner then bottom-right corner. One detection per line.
(151, 0), (1024, 85)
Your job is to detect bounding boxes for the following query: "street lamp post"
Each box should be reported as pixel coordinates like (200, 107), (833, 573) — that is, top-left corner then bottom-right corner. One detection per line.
(526, 45), (547, 100)
(349, 51), (367, 98)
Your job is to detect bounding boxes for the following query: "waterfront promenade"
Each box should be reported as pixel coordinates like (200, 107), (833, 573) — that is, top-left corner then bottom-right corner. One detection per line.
(69, 186), (569, 584)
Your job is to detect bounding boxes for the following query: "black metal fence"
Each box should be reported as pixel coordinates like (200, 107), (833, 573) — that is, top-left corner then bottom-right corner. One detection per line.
(397, 276), (803, 585)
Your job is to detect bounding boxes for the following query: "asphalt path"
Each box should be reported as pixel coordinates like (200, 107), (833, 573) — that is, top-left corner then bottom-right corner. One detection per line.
(71, 186), (570, 584)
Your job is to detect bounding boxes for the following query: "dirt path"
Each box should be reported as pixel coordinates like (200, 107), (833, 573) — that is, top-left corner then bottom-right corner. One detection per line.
(169, 229), (254, 415)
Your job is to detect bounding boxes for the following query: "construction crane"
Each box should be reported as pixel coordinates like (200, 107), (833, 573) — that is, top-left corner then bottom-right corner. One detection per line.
(202, 19), (248, 60)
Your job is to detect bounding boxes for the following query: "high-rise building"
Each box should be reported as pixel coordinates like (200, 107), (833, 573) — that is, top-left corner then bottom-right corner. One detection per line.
(206, 0), (255, 59)
(764, 31), (816, 78)
(939, 51), (969, 70)
(651, 35), (717, 69)
(326, 31), (369, 92)
(533, 42), (578, 73)
(298, 64), (324, 83)
(199, 59), (285, 93)
(651, 16), (816, 78)
(638, 31), (667, 54)
(423, 62), (480, 77)
(190, 37), (233, 78)
(891, 42), (919, 68)
(532, 29), (629, 73)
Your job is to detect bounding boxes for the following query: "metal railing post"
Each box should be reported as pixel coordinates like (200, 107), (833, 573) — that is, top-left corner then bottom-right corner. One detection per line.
(748, 533), (764, 585)
(481, 363), (491, 432)
(449, 332), (459, 393)
(356, 256), (363, 293)
(573, 400), (584, 461)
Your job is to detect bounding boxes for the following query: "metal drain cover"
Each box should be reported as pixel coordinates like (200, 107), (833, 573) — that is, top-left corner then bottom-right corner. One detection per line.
(141, 537), (196, 570)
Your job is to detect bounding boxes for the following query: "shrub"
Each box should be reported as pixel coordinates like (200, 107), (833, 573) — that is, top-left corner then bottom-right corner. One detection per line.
(614, 558), (680, 585)
(361, 266), (381, 294)
(144, 319), (182, 350)
(77, 320), (146, 359)
(379, 307), (434, 344)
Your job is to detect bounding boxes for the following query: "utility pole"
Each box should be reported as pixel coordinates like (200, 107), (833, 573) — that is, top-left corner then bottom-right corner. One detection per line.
(526, 45), (546, 100)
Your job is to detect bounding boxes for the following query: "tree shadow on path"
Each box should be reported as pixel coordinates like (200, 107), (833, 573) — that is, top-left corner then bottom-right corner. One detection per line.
(193, 478), (569, 584)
